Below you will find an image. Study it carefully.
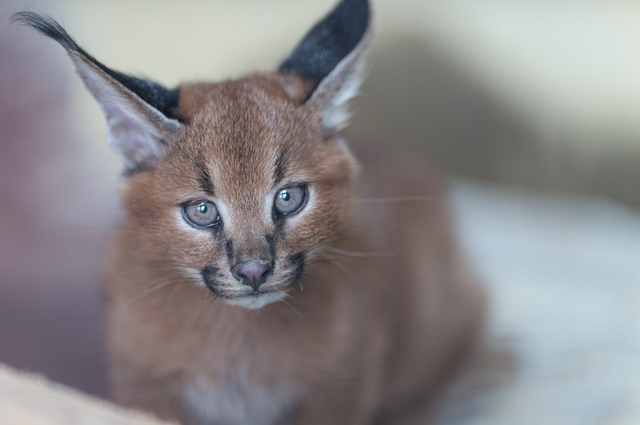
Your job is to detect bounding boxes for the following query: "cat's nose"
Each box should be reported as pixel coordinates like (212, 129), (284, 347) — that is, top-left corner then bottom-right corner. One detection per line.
(234, 261), (272, 290)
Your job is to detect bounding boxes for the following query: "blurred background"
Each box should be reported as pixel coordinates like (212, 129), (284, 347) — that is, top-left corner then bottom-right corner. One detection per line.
(1, 0), (639, 423)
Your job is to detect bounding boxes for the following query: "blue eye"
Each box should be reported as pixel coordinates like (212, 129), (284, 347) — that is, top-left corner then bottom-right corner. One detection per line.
(183, 201), (220, 227)
(274, 186), (306, 216)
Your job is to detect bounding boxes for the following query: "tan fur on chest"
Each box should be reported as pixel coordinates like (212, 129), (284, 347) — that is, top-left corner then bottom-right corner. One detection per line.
(14, 1), (485, 424)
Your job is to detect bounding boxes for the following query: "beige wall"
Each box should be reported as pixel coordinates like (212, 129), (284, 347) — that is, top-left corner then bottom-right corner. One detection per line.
(45, 0), (640, 205)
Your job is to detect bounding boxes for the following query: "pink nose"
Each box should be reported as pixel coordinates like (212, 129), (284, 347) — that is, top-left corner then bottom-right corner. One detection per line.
(235, 261), (272, 290)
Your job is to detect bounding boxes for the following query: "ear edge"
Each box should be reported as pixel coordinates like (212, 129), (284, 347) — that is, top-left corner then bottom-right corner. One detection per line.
(295, 20), (372, 135)
(276, 0), (372, 131)
(68, 51), (184, 170)
(68, 51), (183, 133)
(13, 11), (184, 171)
(11, 11), (182, 122)
(278, 0), (370, 83)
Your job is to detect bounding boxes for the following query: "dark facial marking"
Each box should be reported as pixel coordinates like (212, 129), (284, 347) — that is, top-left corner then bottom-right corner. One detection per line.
(266, 234), (277, 259)
(274, 147), (290, 185)
(225, 238), (234, 264)
(199, 169), (215, 196)
(201, 266), (221, 294)
(274, 213), (286, 234)
(287, 253), (305, 287)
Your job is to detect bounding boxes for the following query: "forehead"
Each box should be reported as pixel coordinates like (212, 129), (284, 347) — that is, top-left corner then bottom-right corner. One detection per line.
(168, 77), (323, 191)
(181, 77), (316, 146)
(177, 75), (307, 130)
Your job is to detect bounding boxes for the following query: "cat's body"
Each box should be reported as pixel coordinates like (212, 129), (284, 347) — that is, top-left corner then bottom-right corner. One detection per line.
(107, 143), (484, 425)
(14, 1), (485, 424)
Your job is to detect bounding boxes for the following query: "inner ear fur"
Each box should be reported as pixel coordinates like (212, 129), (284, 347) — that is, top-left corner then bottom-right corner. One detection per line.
(12, 11), (183, 171)
(278, 0), (372, 131)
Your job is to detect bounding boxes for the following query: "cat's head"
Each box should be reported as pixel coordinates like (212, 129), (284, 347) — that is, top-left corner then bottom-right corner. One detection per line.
(13, 0), (370, 310)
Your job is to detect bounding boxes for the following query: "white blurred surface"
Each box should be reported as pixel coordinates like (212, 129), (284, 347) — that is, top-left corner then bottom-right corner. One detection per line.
(441, 179), (640, 425)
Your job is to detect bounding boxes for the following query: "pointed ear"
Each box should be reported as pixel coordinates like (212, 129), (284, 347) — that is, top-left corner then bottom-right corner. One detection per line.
(278, 0), (371, 132)
(12, 11), (184, 171)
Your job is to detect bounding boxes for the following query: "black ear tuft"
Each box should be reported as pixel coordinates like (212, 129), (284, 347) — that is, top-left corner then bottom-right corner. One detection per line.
(11, 11), (81, 52)
(278, 0), (369, 83)
(11, 11), (180, 120)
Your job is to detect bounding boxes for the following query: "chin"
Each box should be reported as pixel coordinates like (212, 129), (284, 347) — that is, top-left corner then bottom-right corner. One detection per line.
(225, 291), (288, 310)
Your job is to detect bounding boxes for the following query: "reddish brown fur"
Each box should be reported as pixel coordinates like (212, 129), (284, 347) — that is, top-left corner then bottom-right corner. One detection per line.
(105, 71), (485, 424)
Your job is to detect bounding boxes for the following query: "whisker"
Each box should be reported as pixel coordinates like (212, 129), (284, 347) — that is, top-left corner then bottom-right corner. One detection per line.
(152, 171), (201, 182)
(320, 253), (364, 285)
(323, 246), (396, 258)
(298, 270), (330, 280)
(156, 190), (203, 213)
(278, 297), (303, 318)
(117, 261), (201, 279)
(122, 184), (194, 208)
(354, 196), (434, 204)
(124, 275), (192, 306)
(332, 102), (389, 137)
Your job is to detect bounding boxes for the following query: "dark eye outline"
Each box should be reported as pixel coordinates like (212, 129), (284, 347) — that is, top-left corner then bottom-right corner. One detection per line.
(182, 200), (221, 229)
(273, 185), (308, 219)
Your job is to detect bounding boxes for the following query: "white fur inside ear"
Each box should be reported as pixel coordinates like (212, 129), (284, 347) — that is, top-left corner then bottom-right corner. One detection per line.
(69, 52), (181, 170)
(104, 105), (164, 170)
(321, 60), (367, 131)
